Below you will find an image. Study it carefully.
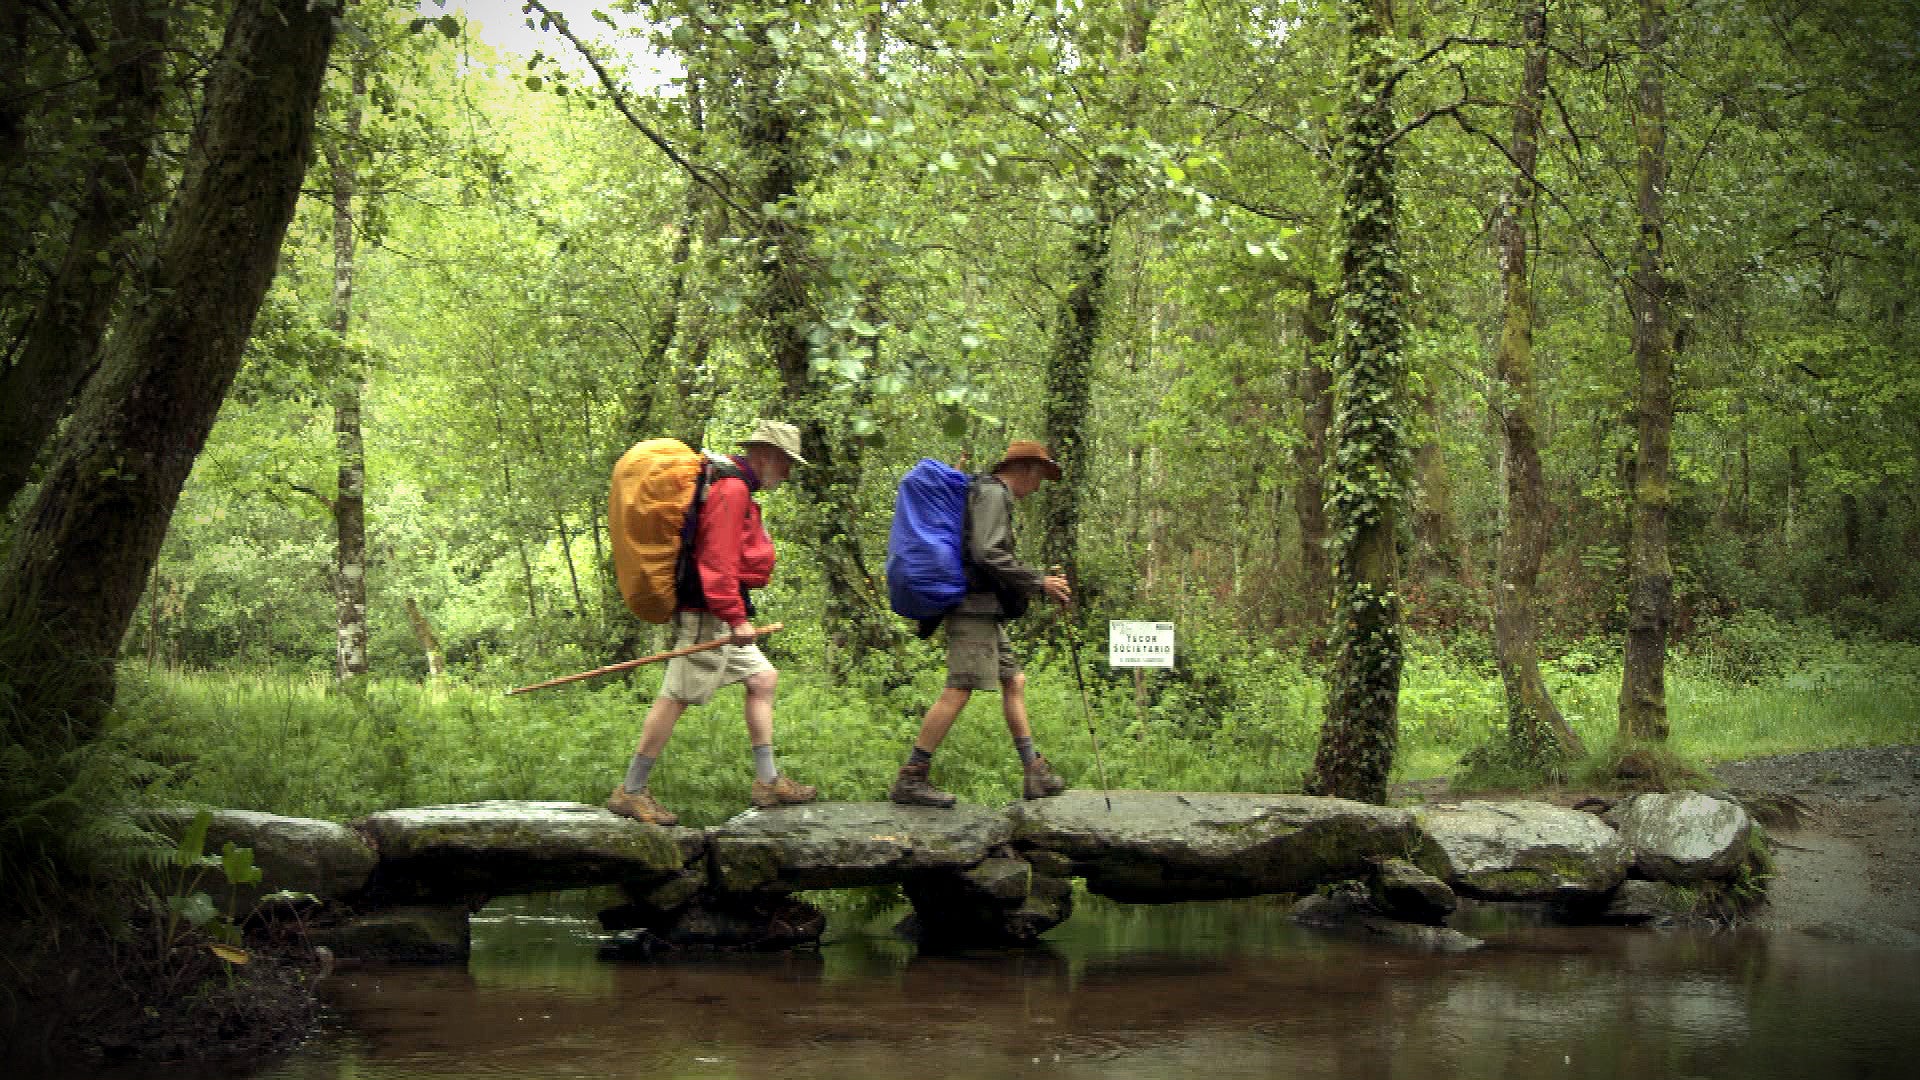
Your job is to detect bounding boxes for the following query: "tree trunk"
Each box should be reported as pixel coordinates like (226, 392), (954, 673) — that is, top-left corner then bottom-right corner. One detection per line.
(733, 19), (900, 668)
(328, 60), (369, 680)
(625, 77), (708, 447)
(0, 0), (167, 507)
(0, 0), (336, 740)
(404, 596), (446, 678)
(1492, 0), (1584, 764)
(1041, 2), (1155, 583)
(1041, 196), (1112, 581)
(1305, 0), (1408, 805)
(1618, 0), (1674, 743)
(1293, 288), (1335, 631)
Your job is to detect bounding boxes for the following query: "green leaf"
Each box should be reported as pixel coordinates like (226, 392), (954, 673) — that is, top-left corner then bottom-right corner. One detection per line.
(174, 809), (211, 867)
(437, 15), (460, 39)
(168, 891), (219, 929)
(220, 842), (263, 887)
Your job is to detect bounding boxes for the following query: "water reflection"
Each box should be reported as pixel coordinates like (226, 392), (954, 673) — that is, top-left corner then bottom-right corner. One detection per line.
(248, 892), (1920, 1080)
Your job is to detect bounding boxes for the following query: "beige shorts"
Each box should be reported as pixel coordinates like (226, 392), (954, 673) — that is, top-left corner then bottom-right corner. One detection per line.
(662, 612), (775, 706)
(945, 614), (1020, 691)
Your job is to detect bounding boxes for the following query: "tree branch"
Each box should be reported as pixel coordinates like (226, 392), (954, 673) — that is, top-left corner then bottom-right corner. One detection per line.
(1383, 35), (1523, 94)
(521, 1), (757, 225)
(284, 480), (335, 515)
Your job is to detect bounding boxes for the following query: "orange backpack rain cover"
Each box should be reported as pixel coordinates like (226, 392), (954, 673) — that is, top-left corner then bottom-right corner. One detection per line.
(609, 438), (706, 622)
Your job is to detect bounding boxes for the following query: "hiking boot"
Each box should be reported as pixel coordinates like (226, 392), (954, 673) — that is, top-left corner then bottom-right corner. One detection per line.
(889, 762), (957, 808)
(1023, 754), (1068, 800)
(606, 785), (678, 826)
(750, 773), (818, 809)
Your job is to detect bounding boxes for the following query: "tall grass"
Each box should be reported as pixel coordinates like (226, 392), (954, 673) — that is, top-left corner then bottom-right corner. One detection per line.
(109, 620), (1920, 825)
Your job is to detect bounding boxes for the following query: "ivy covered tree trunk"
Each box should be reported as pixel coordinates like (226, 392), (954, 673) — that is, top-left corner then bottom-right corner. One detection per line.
(1304, 0), (1408, 805)
(0, 0), (335, 740)
(1493, 0), (1585, 763)
(1292, 287), (1335, 630)
(0, 0), (166, 507)
(1042, 197), (1112, 581)
(1619, 0), (1674, 742)
(733, 18), (900, 667)
(1041, 1), (1154, 582)
(329, 60), (370, 680)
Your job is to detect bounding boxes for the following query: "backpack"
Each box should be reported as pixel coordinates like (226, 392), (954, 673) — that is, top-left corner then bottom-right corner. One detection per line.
(885, 459), (972, 619)
(609, 439), (740, 622)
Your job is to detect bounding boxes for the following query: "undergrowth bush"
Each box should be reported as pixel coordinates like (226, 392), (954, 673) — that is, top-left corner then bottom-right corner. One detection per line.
(105, 620), (1920, 823)
(2, 630), (167, 919)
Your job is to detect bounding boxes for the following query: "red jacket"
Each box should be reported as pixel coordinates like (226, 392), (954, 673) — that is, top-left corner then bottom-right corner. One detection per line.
(687, 456), (774, 624)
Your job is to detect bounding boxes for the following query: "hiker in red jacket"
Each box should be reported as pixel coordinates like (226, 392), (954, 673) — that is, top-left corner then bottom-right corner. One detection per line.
(607, 420), (818, 825)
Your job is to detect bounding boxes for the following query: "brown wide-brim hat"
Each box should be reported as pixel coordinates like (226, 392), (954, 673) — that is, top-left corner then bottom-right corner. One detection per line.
(993, 439), (1062, 481)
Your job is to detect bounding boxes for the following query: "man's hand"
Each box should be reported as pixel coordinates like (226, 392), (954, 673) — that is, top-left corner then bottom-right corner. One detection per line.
(728, 621), (757, 646)
(1042, 575), (1072, 606)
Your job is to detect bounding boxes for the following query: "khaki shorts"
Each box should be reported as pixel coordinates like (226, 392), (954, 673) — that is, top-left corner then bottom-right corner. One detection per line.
(662, 612), (775, 706)
(945, 613), (1020, 691)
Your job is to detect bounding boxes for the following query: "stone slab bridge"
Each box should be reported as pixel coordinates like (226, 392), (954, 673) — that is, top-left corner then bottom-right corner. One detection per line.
(156, 789), (1762, 961)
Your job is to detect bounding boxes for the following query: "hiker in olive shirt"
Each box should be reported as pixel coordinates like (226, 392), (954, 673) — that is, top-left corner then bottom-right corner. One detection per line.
(889, 440), (1073, 807)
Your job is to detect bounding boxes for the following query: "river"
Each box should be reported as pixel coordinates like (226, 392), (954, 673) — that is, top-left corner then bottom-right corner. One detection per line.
(236, 888), (1917, 1079)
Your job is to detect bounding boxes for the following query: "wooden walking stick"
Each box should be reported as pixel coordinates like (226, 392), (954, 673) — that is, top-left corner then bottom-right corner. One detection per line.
(506, 623), (784, 696)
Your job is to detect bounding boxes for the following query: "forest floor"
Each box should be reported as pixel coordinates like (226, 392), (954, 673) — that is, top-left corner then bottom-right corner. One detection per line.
(1398, 743), (1920, 946)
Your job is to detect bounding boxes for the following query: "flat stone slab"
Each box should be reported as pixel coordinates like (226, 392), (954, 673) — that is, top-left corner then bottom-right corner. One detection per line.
(1417, 800), (1630, 900)
(1013, 791), (1441, 901)
(144, 807), (377, 909)
(1607, 791), (1754, 884)
(710, 801), (1013, 891)
(354, 800), (689, 902)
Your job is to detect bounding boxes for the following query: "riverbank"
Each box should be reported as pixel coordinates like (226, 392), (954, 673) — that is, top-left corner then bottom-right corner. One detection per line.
(0, 920), (319, 1070)
(6, 744), (1915, 1071)
(1397, 743), (1920, 946)
(1713, 744), (1920, 947)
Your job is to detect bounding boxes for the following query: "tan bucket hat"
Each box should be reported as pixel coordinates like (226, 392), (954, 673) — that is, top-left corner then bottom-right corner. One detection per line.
(742, 419), (809, 465)
(992, 439), (1061, 481)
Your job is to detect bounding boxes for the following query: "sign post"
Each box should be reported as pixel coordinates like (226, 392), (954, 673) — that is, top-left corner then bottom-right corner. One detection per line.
(1109, 621), (1174, 738)
(1108, 621), (1175, 669)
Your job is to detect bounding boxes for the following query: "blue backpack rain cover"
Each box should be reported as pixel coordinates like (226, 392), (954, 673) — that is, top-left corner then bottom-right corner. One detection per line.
(886, 459), (972, 618)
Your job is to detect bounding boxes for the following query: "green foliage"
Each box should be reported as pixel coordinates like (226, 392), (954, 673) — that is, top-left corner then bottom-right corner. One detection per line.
(154, 810), (262, 954)
(15, 0), (1904, 839)
(108, 620), (1918, 824)
(0, 622), (168, 918)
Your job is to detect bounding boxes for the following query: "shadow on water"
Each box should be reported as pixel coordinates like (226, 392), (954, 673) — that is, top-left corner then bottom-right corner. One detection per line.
(207, 890), (1920, 1079)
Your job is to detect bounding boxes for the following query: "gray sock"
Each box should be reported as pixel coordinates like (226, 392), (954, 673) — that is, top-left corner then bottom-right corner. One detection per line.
(622, 752), (656, 794)
(907, 746), (934, 768)
(752, 743), (778, 784)
(1014, 736), (1037, 766)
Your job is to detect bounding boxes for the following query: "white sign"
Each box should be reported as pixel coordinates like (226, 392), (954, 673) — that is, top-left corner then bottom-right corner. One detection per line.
(1109, 621), (1175, 668)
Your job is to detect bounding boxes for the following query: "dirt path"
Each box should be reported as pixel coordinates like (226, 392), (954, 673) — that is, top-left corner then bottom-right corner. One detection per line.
(1712, 744), (1920, 947)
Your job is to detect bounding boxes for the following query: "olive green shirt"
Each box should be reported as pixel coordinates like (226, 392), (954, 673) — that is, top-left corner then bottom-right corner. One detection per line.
(955, 474), (1046, 615)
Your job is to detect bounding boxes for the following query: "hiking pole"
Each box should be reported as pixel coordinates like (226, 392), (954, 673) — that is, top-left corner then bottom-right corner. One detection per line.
(506, 623), (785, 696)
(1052, 566), (1112, 811)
